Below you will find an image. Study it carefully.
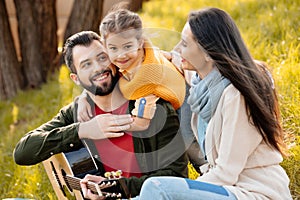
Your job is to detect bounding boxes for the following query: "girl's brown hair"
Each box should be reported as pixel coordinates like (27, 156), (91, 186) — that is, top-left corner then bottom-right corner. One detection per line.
(100, 8), (143, 42)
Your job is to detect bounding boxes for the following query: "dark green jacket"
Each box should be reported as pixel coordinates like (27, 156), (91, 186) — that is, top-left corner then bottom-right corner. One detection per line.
(14, 98), (188, 197)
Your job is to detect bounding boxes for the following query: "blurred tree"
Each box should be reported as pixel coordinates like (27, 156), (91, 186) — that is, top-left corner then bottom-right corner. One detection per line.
(0, 0), (23, 99)
(33, 0), (58, 75)
(0, 0), (145, 100)
(62, 0), (146, 44)
(14, 0), (58, 88)
(63, 0), (104, 44)
(130, 0), (146, 12)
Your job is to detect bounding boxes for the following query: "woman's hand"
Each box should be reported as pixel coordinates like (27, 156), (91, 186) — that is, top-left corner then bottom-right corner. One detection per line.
(80, 174), (106, 200)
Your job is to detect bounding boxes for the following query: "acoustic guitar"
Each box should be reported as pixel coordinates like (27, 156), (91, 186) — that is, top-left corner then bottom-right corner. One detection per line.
(42, 147), (130, 199)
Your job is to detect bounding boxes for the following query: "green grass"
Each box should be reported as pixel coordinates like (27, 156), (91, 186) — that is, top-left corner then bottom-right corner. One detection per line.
(0, 65), (81, 199)
(0, 0), (299, 199)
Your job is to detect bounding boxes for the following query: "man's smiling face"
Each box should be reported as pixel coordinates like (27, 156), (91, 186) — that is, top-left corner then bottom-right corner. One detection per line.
(71, 40), (119, 96)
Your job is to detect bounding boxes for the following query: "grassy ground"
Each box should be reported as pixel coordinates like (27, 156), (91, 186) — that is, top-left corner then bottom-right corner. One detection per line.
(0, 0), (299, 199)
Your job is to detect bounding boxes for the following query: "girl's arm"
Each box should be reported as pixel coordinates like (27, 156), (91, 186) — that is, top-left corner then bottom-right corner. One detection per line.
(77, 89), (93, 122)
(128, 94), (159, 131)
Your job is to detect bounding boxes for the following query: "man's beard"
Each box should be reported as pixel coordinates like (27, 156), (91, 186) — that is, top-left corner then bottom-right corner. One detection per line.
(79, 70), (119, 96)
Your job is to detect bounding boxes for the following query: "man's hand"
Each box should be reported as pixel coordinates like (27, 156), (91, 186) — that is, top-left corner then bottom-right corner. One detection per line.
(78, 114), (133, 140)
(80, 174), (106, 200)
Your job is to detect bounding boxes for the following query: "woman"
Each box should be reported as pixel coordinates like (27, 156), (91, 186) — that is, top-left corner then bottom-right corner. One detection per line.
(138, 7), (292, 200)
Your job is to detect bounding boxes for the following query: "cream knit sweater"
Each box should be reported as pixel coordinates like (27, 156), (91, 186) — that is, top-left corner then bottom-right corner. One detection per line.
(193, 84), (292, 200)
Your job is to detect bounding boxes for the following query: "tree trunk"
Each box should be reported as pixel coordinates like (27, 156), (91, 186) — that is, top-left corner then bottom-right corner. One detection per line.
(130, 0), (145, 12)
(33, 0), (58, 77)
(0, 0), (23, 100)
(14, 0), (44, 88)
(63, 0), (104, 44)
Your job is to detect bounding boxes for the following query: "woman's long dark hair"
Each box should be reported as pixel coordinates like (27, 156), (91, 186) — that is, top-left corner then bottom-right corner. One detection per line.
(188, 7), (286, 155)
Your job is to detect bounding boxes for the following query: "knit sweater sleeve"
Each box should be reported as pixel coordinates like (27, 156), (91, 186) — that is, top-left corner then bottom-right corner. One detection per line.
(197, 85), (262, 185)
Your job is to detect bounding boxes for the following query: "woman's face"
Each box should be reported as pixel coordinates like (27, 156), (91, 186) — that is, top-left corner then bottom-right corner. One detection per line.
(175, 22), (213, 78)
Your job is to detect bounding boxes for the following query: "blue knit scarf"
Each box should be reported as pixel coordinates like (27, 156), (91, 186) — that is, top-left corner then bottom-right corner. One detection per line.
(187, 68), (230, 155)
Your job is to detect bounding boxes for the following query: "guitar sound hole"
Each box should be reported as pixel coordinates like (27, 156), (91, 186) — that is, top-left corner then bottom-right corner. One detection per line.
(50, 161), (67, 197)
(61, 169), (73, 193)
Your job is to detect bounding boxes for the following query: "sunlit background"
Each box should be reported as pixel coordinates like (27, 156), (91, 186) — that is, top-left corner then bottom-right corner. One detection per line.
(1, 0), (299, 199)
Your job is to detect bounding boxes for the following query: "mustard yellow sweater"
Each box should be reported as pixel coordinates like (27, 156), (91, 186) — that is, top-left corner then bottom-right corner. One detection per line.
(119, 41), (186, 110)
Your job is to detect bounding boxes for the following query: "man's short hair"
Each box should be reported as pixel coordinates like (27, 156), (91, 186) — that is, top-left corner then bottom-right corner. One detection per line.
(63, 31), (101, 73)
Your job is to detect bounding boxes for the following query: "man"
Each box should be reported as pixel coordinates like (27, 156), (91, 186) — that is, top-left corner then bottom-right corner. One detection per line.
(13, 31), (188, 198)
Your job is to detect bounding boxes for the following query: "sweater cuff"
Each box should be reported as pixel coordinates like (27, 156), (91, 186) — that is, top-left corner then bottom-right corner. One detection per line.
(131, 95), (159, 119)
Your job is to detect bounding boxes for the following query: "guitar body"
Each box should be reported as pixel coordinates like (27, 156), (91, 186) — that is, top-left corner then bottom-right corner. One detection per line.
(42, 147), (100, 200)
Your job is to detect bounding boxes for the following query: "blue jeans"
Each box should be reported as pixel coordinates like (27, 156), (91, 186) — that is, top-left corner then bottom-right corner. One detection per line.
(135, 177), (237, 200)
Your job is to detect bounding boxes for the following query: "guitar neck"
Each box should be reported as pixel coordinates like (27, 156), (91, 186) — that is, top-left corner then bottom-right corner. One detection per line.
(64, 175), (98, 193)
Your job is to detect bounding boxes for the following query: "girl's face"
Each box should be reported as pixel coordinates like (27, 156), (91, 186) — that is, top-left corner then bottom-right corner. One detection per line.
(175, 22), (213, 78)
(105, 30), (143, 70)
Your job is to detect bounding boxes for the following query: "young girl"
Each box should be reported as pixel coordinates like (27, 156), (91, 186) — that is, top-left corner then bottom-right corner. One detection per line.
(76, 8), (205, 171)
(137, 7), (292, 200)
(78, 9), (186, 131)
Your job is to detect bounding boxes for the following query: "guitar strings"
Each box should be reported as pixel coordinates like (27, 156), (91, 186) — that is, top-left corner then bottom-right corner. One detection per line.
(64, 175), (122, 197)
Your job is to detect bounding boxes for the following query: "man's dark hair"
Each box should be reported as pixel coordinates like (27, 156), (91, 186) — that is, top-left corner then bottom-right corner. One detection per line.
(63, 31), (101, 73)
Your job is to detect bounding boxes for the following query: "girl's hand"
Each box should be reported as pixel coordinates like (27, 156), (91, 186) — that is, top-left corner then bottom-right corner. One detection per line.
(77, 91), (93, 122)
(161, 50), (183, 74)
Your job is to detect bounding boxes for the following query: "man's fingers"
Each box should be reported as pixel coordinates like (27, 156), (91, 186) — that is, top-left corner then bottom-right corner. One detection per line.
(107, 124), (131, 132)
(87, 106), (93, 118)
(105, 132), (125, 138)
(83, 113), (91, 121)
(78, 112), (91, 122)
(80, 179), (88, 197)
(98, 114), (133, 126)
(83, 174), (103, 183)
(110, 114), (133, 125)
(110, 117), (133, 126)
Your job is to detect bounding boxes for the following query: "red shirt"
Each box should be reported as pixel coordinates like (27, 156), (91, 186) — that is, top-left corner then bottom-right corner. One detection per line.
(93, 101), (143, 178)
